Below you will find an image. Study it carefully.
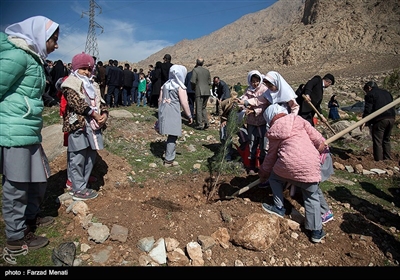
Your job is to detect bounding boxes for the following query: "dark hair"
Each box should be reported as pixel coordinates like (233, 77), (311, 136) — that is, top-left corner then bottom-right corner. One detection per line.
(163, 54), (171, 62)
(323, 73), (335, 85)
(363, 81), (378, 91)
(196, 58), (204, 66)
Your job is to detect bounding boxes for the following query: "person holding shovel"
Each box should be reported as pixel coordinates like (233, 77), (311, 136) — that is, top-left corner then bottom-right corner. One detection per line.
(258, 103), (330, 243)
(360, 81), (396, 161)
(297, 73), (335, 126)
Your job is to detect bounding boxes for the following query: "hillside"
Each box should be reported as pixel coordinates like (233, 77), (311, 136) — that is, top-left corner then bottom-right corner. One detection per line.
(133, 0), (400, 86)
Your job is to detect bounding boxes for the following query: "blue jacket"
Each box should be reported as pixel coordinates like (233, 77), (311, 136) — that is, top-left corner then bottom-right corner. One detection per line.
(0, 32), (46, 147)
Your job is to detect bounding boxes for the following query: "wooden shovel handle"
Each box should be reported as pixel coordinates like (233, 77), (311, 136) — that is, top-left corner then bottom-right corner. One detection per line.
(302, 94), (336, 134)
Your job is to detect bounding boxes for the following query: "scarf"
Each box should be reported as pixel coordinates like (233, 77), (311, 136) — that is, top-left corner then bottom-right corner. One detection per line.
(5, 16), (59, 60)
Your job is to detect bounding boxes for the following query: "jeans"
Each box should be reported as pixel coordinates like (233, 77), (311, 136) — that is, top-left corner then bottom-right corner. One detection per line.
(137, 91), (147, 106)
(130, 87), (138, 105)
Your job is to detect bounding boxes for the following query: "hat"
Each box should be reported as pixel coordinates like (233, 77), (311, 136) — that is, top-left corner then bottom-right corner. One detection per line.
(71, 52), (94, 71)
(323, 73), (335, 85)
(163, 54), (171, 61)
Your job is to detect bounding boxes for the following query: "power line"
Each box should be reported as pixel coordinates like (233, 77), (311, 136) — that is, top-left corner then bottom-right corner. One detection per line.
(82, 0), (104, 60)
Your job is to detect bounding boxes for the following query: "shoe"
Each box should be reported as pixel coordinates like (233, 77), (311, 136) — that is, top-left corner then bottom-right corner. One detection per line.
(194, 125), (204, 130)
(163, 160), (179, 167)
(262, 203), (285, 218)
(322, 209), (334, 224)
(72, 188), (98, 201)
(26, 216), (55, 228)
(204, 123), (209, 130)
(311, 229), (326, 243)
(6, 231), (49, 250)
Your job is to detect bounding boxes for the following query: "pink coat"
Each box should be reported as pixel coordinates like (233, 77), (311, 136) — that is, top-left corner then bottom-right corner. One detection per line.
(259, 113), (325, 183)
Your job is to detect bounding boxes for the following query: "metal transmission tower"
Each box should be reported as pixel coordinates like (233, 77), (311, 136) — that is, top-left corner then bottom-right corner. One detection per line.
(82, 0), (103, 59)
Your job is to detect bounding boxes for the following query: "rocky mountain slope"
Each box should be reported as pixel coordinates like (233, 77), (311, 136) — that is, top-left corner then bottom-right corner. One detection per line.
(133, 0), (400, 86)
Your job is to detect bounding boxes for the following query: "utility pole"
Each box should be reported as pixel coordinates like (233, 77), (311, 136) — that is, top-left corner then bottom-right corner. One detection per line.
(82, 0), (103, 60)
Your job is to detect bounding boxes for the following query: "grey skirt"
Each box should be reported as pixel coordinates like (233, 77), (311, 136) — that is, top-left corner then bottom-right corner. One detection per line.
(0, 144), (51, 183)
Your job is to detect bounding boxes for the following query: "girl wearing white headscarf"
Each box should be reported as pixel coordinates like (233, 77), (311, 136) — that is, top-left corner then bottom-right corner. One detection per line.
(0, 16), (59, 250)
(239, 71), (299, 115)
(236, 70), (269, 174)
(157, 64), (193, 166)
(262, 71), (299, 115)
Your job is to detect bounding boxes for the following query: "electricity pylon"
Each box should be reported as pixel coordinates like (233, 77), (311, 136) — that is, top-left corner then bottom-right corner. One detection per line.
(82, 0), (103, 60)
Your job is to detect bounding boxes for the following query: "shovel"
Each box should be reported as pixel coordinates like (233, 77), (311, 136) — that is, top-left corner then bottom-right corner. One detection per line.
(225, 97), (400, 199)
(302, 94), (336, 134)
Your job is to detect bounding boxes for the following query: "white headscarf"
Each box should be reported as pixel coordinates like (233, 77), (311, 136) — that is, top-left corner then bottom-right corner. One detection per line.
(164, 64), (187, 91)
(263, 103), (288, 126)
(247, 70), (263, 91)
(5, 16), (59, 60)
(73, 70), (96, 100)
(263, 71), (297, 104)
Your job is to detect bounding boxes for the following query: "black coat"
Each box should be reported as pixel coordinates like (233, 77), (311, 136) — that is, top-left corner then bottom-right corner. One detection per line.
(160, 62), (173, 86)
(299, 75), (324, 114)
(363, 87), (395, 125)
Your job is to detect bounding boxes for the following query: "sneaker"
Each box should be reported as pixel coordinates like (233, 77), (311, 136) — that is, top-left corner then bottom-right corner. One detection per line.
(322, 209), (334, 224)
(72, 188), (98, 201)
(311, 229), (326, 243)
(6, 231), (49, 250)
(262, 203), (285, 218)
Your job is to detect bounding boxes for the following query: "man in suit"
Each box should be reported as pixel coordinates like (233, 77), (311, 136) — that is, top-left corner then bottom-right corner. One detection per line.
(212, 76), (231, 115)
(297, 73), (335, 126)
(160, 54), (173, 86)
(190, 58), (211, 130)
(185, 68), (196, 117)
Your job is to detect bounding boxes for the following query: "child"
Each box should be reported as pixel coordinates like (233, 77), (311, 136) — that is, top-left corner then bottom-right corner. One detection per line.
(258, 103), (329, 243)
(137, 72), (147, 107)
(157, 64), (193, 166)
(60, 52), (108, 201)
(236, 70), (269, 175)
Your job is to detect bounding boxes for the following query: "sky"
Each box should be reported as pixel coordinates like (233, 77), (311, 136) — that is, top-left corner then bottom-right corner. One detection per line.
(0, 0), (277, 64)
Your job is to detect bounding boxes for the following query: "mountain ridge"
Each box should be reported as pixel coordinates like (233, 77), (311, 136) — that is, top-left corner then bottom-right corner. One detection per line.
(132, 0), (400, 86)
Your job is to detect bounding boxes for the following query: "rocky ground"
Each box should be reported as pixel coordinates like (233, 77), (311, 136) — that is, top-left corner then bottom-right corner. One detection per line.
(44, 111), (400, 269)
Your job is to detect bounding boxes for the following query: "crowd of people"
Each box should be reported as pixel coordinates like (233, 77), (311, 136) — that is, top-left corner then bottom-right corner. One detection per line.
(1, 15), (397, 255)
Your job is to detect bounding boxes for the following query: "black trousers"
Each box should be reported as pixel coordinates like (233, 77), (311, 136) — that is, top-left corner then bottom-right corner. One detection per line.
(371, 118), (395, 161)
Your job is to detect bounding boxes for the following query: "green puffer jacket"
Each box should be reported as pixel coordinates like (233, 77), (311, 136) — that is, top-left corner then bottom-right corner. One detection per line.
(0, 32), (46, 147)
